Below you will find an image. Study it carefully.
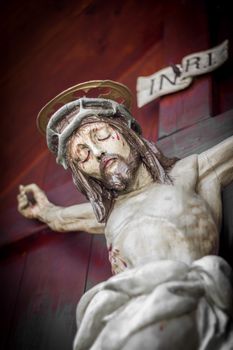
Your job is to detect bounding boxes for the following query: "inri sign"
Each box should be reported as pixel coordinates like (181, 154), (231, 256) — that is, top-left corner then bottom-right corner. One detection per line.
(137, 40), (228, 108)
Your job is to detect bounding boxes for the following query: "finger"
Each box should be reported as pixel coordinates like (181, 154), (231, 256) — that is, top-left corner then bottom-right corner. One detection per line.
(17, 192), (29, 207)
(18, 185), (26, 195)
(18, 200), (28, 210)
(23, 184), (47, 202)
(18, 193), (28, 205)
(23, 183), (42, 194)
(17, 204), (32, 218)
(17, 193), (27, 202)
(21, 197), (28, 206)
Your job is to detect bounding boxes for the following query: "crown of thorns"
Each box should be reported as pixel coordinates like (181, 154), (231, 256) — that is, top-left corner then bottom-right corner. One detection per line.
(46, 97), (141, 169)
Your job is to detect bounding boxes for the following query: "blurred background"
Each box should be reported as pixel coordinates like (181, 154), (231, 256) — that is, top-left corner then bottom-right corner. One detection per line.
(0, 0), (233, 349)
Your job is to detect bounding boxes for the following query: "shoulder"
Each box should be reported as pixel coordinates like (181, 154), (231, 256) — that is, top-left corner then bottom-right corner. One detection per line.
(195, 136), (233, 189)
(169, 154), (198, 191)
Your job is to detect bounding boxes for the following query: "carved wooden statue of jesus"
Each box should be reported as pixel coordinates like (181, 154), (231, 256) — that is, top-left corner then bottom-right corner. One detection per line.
(17, 81), (233, 349)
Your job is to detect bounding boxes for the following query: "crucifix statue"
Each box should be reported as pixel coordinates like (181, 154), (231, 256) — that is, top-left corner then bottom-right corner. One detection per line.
(17, 80), (233, 349)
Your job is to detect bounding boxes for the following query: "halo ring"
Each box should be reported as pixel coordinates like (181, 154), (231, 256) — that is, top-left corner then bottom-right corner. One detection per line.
(37, 80), (132, 135)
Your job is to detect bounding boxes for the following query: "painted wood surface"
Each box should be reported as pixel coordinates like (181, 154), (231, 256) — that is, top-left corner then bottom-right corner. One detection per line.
(1, 1), (233, 349)
(1, 230), (92, 350)
(157, 109), (233, 158)
(158, 0), (212, 138)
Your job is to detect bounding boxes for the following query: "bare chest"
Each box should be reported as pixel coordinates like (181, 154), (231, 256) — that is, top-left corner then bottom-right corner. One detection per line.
(106, 183), (216, 235)
(105, 183), (218, 272)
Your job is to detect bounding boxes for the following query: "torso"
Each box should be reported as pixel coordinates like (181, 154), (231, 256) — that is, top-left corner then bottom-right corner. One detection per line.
(105, 155), (219, 274)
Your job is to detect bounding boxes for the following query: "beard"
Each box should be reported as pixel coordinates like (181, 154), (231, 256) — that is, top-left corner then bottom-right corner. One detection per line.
(99, 149), (140, 192)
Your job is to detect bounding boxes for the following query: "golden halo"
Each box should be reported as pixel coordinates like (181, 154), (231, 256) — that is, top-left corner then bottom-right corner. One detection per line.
(37, 80), (133, 135)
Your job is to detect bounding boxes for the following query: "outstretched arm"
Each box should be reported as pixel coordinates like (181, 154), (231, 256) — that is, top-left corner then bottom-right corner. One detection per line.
(17, 184), (105, 234)
(197, 135), (233, 229)
(198, 135), (233, 188)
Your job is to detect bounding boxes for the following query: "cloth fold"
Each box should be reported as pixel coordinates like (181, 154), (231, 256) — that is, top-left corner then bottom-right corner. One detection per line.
(73, 256), (233, 350)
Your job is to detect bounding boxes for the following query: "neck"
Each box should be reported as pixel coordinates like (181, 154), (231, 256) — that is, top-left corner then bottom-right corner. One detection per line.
(121, 162), (153, 196)
(131, 162), (154, 191)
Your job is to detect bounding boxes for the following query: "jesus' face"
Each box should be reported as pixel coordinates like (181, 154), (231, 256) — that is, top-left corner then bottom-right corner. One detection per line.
(68, 122), (140, 191)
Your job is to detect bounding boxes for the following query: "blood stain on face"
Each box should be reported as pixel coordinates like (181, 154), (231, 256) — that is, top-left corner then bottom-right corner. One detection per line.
(68, 122), (140, 192)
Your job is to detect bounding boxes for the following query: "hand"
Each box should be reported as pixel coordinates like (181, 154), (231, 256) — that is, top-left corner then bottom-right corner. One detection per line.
(17, 183), (51, 220)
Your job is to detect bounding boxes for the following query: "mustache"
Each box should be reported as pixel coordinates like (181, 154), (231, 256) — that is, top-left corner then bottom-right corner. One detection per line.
(99, 154), (121, 173)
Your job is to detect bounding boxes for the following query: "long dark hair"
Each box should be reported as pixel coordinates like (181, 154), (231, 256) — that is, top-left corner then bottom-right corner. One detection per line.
(67, 115), (178, 223)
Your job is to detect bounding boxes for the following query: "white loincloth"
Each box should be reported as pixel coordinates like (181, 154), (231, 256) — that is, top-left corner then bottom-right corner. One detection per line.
(73, 256), (233, 350)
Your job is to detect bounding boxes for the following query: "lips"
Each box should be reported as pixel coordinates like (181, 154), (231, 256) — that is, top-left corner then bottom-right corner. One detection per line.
(101, 156), (117, 171)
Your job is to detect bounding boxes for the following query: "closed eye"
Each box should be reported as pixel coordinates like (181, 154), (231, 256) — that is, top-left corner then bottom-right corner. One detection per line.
(97, 134), (110, 141)
(81, 149), (90, 162)
(95, 126), (111, 141)
(75, 146), (90, 163)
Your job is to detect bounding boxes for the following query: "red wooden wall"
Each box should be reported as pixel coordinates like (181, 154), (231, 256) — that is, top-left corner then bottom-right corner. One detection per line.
(1, 0), (233, 349)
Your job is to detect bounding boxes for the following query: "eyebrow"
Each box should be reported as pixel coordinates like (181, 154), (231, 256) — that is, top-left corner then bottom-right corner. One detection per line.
(74, 143), (88, 154)
(92, 125), (107, 133)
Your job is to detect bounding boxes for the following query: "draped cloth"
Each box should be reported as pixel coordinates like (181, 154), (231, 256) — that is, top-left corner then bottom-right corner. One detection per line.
(73, 256), (233, 350)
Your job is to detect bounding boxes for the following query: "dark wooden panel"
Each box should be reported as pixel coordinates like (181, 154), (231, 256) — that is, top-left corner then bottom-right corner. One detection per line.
(42, 153), (72, 194)
(5, 230), (91, 350)
(85, 235), (111, 291)
(0, 149), (48, 208)
(157, 109), (233, 158)
(206, 0), (233, 115)
(0, 254), (26, 349)
(121, 41), (164, 143)
(158, 0), (212, 138)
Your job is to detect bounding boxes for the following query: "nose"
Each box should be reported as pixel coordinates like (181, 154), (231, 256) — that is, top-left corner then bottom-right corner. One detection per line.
(96, 152), (106, 161)
(88, 142), (105, 160)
